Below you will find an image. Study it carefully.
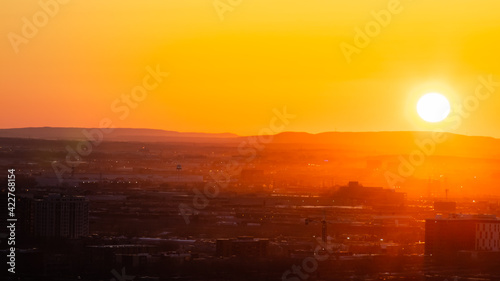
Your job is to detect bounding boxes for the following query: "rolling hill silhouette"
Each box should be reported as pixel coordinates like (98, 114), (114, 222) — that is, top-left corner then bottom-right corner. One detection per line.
(0, 127), (498, 159)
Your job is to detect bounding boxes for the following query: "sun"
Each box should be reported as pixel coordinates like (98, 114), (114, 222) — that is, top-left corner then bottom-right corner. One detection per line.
(416, 93), (451, 123)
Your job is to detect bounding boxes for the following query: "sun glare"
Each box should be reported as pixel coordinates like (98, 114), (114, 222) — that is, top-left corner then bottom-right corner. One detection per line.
(416, 93), (451, 123)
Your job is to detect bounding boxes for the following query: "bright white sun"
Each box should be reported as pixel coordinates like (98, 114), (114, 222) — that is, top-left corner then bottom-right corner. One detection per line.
(416, 93), (451, 123)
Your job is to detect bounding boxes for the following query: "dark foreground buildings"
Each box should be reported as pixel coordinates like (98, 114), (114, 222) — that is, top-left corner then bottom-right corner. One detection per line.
(19, 194), (89, 239)
(425, 214), (500, 260)
(216, 237), (269, 258)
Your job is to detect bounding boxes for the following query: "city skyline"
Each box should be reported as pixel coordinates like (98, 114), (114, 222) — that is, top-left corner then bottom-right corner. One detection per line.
(2, 1), (500, 280)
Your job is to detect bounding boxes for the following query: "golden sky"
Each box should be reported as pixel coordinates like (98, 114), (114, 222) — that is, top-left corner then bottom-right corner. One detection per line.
(1, 0), (500, 137)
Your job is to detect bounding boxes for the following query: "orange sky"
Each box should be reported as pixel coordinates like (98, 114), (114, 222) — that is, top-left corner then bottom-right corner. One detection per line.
(1, 0), (500, 137)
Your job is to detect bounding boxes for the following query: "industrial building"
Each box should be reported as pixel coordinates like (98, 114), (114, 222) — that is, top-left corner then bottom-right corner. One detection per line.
(425, 214), (500, 258)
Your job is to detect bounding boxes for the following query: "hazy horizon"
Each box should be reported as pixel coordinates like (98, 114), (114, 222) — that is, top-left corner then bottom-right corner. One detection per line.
(2, 126), (500, 140)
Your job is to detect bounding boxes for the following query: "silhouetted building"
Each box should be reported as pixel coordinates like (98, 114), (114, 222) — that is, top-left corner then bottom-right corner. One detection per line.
(425, 214), (500, 258)
(22, 194), (89, 239)
(333, 181), (406, 207)
(434, 201), (457, 213)
(216, 237), (269, 257)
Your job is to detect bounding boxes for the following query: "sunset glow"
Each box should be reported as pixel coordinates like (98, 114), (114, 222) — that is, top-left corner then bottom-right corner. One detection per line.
(3, 1), (500, 280)
(1, 0), (500, 136)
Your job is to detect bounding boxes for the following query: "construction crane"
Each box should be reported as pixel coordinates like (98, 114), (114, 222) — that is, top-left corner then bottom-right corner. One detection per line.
(305, 210), (329, 244)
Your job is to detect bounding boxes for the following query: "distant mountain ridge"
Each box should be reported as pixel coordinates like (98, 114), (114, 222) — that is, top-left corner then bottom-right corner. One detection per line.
(0, 127), (499, 159)
(0, 127), (239, 142)
(269, 131), (500, 159)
